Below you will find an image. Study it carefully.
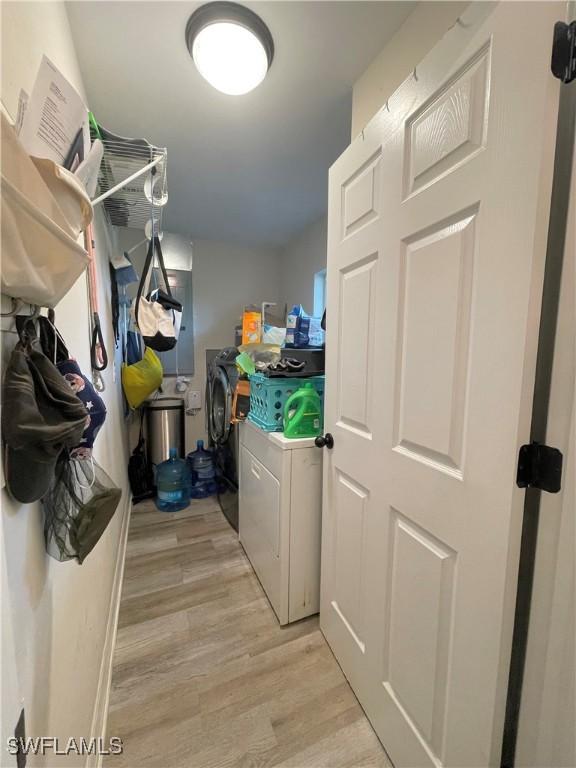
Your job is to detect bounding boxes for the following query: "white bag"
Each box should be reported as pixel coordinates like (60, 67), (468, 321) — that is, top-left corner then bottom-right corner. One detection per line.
(1, 113), (93, 307)
(135, 236), (182, 352)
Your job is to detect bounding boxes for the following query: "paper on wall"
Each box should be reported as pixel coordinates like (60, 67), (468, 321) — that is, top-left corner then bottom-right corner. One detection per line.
(18, 55), (89, 166)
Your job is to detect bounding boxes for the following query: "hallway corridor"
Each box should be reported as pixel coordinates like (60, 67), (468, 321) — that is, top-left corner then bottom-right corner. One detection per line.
(106, 499), (390, 767)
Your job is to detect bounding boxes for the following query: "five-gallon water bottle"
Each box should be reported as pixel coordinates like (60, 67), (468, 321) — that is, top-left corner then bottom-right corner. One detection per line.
(187, 440), (217, 499)
(155, 448), (191, 512)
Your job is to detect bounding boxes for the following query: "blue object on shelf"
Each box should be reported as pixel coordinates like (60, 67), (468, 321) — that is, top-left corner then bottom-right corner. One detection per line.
(187, 439), (218, 498)
(247, 373), (325, 432)
(285, 304), (324, 348)
(155, 447), (191, 512)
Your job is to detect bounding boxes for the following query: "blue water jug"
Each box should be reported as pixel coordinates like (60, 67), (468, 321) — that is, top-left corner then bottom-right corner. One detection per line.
(187, 440), (217, 499)
(155, 448), (191, 512)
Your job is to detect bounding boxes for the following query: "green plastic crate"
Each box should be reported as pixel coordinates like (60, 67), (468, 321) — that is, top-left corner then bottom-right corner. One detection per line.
(247, 373), (325, 432)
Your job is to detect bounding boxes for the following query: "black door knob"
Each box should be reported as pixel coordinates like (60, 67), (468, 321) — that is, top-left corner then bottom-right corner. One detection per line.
(315, 433), (334, 449)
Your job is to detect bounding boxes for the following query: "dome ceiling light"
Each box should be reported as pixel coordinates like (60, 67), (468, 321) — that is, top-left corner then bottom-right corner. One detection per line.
(185, 2), (274, 96)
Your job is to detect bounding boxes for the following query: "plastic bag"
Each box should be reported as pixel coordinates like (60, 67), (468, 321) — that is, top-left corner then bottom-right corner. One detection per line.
(285, 305), (324, 348)
(262, 324), (286, 346)
(122, 346), (163, 409)
(237, 343), (281, 371)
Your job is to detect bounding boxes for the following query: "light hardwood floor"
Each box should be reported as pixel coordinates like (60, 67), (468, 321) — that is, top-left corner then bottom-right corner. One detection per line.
(106, 497), (390, 768)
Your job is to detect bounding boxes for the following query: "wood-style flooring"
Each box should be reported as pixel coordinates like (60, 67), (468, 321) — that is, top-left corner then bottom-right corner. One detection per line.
(106, 498), (390, 768)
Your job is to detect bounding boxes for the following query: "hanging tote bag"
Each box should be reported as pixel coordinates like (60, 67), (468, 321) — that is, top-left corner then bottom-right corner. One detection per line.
(0, 113), (92, 307)
(135, 236), (182, 351)
(121, 347), (163, 409)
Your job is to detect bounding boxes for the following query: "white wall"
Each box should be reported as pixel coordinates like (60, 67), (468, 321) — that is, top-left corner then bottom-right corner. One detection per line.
(118, 230), (281, 453)
(1, 3), (130, 764)
(279, 216), (327, 314)
(351, 1), (469, 137)
(276, 5), (460, 321)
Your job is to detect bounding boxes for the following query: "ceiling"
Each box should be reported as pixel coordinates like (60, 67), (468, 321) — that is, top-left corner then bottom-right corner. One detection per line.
(67, 1), (415, 246)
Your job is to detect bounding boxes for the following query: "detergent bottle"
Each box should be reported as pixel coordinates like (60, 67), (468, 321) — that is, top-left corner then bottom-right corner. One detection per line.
(283, 383), (322, 438)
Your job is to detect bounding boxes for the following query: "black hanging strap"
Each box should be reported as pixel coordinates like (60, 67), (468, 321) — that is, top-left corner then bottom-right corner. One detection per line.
(91, 313), (108, 371)
(135, 235), (173, 329)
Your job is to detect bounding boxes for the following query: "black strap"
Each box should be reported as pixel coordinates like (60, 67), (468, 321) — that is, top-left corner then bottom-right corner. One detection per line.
(37, 315), (70, 363)
(135, 236), (172, 329)
(15, 315), (38, 349)
(90, 312), (108, 371)
(109, 261), (119, 347)
(154, 236), (171, 297)
(134, 406), (147, 454)
(135, 238), (154, 326)
(135, 242), (151, 330)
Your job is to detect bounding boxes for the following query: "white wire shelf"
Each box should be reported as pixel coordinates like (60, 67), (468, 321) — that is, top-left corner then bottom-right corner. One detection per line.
(91, 126), (168, 231)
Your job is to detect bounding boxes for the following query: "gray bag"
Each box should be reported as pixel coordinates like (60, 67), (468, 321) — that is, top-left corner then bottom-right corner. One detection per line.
(42, 454), (121, 564)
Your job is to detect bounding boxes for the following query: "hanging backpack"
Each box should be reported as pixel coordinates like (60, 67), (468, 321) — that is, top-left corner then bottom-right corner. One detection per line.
(135, 236), (182, 351)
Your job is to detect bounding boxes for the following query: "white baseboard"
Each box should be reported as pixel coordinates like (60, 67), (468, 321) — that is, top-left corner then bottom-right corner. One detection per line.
(86, 497), (132, 768)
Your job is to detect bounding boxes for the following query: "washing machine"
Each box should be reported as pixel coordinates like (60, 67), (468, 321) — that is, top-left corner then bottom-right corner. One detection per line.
(206, 347), (241, 531)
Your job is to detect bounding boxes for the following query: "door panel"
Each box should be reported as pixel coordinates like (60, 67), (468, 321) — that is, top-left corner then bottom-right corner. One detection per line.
(337, 256), (377, 436)
(342, 151), (381, 237)
(383, 510), (456, 757)
(404, 44), (490, 198)
(240, 445), (280, 558)
(239, 443), (282, 617)
(320, 3), (561, 767)
(395, 209), (476, 473)
(332, 470), (369, 651)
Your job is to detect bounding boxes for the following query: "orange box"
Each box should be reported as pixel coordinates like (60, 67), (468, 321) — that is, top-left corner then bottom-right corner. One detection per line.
(242, 309), (262, 345)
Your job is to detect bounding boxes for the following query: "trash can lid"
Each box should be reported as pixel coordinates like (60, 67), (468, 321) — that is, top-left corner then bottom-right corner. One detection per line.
(145, 397), (184, 410)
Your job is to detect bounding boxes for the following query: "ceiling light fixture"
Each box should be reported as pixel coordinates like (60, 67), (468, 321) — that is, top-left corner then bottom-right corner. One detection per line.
(185, 2), (274, 96)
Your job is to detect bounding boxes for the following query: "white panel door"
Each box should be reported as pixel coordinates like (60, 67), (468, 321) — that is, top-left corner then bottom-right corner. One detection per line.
(320, 127), (384, 702)
(320, 3), (561, 767)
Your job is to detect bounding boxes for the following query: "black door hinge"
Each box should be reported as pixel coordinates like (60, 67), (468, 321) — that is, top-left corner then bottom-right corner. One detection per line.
(551, 21), (576, 84)
(517, 442), (563, 493)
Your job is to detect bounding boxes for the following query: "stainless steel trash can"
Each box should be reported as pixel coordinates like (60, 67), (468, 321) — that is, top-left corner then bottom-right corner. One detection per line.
(145, 398), (185, 466)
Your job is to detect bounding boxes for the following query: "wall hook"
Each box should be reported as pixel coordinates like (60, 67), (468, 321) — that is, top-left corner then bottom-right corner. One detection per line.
(450, 16), (469, 32)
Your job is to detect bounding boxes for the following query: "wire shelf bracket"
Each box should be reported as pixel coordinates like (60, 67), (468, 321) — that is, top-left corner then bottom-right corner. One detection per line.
(92, 154), (163, 206)
(90, 124), (168, 231)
